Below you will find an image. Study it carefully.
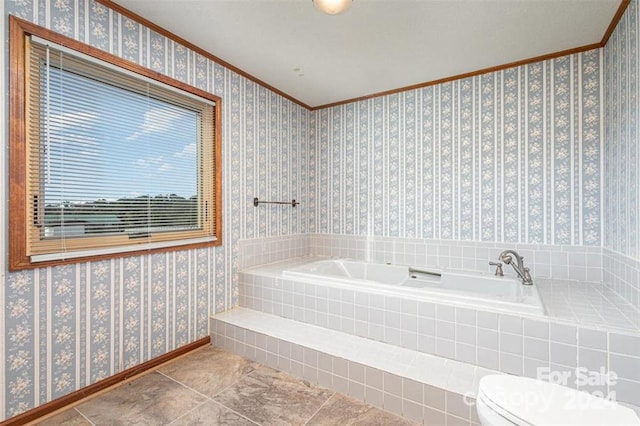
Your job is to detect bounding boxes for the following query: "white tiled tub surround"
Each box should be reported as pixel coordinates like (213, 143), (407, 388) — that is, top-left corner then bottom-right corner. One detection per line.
(238, 259), (640, 407)
(237, 235), (640, 331)
(237, 234), (311, 269)
(536, 279), (640, 331)
(604, 248), (640, 312)
(308, 234), (604, 284)
(239, 234), (640, 326)
(211, 308), (487, 425)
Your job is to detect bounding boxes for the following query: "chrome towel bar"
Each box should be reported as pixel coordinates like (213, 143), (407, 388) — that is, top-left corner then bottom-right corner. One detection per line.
(253, 197), (300, 207)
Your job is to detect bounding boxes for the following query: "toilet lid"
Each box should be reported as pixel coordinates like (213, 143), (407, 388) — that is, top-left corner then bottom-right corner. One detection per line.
(478, 375), (640, 426)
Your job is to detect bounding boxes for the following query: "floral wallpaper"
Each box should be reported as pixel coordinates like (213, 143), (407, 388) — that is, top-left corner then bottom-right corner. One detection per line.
(602, 0), (640, 309)
(604, 0), (640, 261)
(313, 51), (602, 246)
(2, 0), (311, 420)
(0, 0), (620, 421)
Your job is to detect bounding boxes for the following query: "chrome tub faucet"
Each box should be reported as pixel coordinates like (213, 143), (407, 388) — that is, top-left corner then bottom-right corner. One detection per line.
(489, 261), (503, 276)
(495, 249), (533, 285)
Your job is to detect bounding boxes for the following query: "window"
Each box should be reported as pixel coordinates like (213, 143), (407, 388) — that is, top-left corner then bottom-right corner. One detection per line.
(9, 17), (222, 270)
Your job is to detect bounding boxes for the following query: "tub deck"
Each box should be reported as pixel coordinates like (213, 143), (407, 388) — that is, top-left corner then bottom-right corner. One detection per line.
(243, 255), (640, 333)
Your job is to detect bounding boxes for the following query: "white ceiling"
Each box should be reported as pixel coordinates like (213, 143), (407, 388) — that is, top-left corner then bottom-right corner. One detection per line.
(114, 0), (622, 108)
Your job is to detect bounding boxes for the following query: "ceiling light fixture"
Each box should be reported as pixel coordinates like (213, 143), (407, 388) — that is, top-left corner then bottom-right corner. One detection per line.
(313, 0), (352, 15)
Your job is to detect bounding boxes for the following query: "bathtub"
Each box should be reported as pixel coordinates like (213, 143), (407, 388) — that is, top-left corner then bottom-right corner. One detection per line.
(282, 258), (546, 316)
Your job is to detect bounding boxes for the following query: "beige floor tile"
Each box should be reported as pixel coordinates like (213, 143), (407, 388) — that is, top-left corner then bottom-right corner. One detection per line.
(213, 365), (333, 425)
(306, 394), (417, 426)
(76, 372), (206, 425)
(35, 408), (91, 426)
(169, 401), (256, 426)
(31, 347), (420, 426)
(159, 346), (258, 398)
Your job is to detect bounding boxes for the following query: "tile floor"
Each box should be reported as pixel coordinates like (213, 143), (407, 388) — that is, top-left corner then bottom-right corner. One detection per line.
(36, 345), (417, 426)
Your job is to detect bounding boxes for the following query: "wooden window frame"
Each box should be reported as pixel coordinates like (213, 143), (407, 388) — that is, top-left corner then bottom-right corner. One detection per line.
(9, 16), (223, 271)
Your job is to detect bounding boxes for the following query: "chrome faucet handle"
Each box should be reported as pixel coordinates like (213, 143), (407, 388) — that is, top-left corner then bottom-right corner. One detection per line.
(522, 267), (533, 285)
(489, 261), (503, 276)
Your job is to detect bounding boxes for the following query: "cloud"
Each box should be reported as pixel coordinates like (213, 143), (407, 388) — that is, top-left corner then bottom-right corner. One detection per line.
(49, 111), (98, 130)
(174, 143), (196, 158)
(49, 112), (100, 147)
(135, 155), (171, 173)
(48, 112), (99, 151)
(126, 107), (189, 141)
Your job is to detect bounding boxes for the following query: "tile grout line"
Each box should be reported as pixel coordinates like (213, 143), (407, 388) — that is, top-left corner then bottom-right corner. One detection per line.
(157, 351), (262, 399)
(166, 399), (260, 426)
(156, 358), (266, 423)
(165, 400), (211, 426)
(156, 370), (262, 424)
(302, 391), (337, 426)
(209, 359), (350, 425)
(41, 346), (218, 425)
(153, 369), (241, 405)
(71, 408), (96, 426)
(156, 369), (217, 401)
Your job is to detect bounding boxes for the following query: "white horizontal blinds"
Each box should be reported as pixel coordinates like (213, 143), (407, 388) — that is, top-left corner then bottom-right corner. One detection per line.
(27, 38), (216, 258)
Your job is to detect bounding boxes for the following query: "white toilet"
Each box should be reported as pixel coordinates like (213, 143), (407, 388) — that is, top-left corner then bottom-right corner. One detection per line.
(477, 375), (640, 425)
